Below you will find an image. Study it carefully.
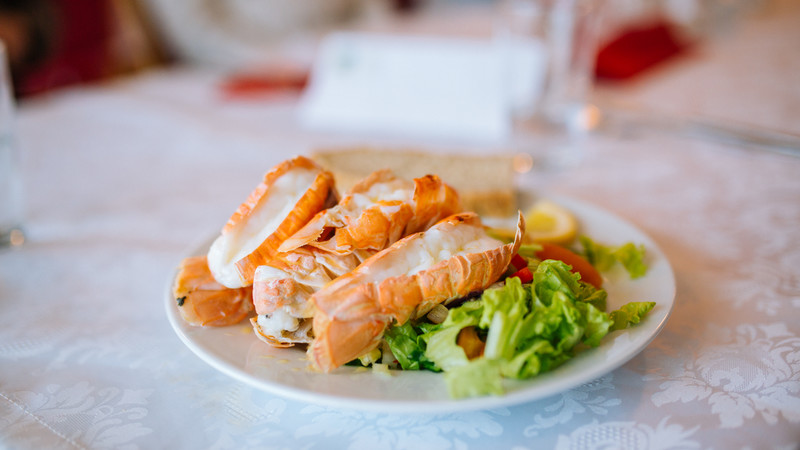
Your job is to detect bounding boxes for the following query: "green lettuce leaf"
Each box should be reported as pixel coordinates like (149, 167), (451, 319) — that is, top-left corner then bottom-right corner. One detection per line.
(575, 301), (613, 347)
(577, 283), (608, 311)
(444, 358), (504, 398)
(614, 243), (648, 279)
(383, 321), (438, 371)
(516, 244), (542, 259)
(609, 301), (656, 331)
(579, 236), (648, 279)
(532, 259), (582, 306)
(579, 235), (617, 272)
(420, 300), (482, 371)
(423, 262), (617, 398)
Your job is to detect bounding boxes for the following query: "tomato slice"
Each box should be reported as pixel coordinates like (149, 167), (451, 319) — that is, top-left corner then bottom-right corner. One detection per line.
(510, 267), (534, 284)
(536, 242), (603, 288)
(511, 253), (527, 272)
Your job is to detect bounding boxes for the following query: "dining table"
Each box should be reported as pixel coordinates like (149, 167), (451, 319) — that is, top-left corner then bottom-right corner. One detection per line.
(2, 1), (799, 449)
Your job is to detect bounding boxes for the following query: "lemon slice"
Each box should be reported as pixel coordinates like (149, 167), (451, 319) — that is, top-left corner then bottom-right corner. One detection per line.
(525, 200), (578, 244)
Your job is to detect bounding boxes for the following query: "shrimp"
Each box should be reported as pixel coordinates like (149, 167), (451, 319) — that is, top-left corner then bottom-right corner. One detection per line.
(251, 170), (462, 347)
(278, 170), (461, 255)
(173, 256), (253, 327)
(308, 212), (525, 372)
(206, 156), (337, 289)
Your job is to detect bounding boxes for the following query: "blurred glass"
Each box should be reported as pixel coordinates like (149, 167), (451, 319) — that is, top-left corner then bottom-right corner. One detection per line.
(0, 41), (25, 247)
(496, 0), (605, 172)
(497, 0), (604, 129)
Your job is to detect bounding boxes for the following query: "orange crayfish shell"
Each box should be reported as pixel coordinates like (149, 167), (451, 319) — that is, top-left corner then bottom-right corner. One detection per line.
(206, 156), (337, 289)
(278, 170), (461, 255)
(309, 211), (525, 372)
(173, 255), (254, 327)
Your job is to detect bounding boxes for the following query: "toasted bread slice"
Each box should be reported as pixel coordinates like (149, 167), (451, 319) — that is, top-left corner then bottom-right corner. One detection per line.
(312, 148), (516, 217)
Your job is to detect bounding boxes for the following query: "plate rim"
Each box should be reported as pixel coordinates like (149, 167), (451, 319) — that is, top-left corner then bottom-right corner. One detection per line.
(165, 195), (676, 413)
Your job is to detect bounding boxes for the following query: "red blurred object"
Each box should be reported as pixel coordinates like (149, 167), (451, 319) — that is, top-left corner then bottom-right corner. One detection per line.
(510, 253), (527, 271)
(15, 0), (114, 97)
(594, 21), (689, 81)
(510, 267), (533, 284)
(220, 71), (309, 99)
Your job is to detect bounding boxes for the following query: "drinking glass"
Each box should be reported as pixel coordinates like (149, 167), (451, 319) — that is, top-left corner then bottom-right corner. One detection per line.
(496, 0), (605, 172)
(0, 41), (25, 247)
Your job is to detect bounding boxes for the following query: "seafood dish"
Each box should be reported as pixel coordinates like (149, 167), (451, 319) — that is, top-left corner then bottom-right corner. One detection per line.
(172, 155), (655, 398)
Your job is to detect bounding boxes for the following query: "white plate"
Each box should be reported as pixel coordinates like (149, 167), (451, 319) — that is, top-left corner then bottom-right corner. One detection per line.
(165, 196), (675, 413)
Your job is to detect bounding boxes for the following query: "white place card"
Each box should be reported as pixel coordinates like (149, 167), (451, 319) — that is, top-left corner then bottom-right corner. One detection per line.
(299, 32), (536, 142)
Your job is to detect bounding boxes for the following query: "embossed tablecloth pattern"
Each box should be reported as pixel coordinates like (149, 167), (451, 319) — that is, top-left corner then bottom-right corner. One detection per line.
(0, 66), (798, 449)
(3, 1), (800, 445)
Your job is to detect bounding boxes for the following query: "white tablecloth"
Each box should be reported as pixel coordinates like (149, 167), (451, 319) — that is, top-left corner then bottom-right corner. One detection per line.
(2, 2), (799, 449)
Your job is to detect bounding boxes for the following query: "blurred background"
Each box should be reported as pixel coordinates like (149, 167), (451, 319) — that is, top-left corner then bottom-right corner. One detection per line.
(1, 0), (797, 165)
(0, 0), (766, 99)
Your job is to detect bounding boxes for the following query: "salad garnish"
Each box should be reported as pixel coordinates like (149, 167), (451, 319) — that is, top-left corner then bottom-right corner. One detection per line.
(353, 237), (655, 398)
